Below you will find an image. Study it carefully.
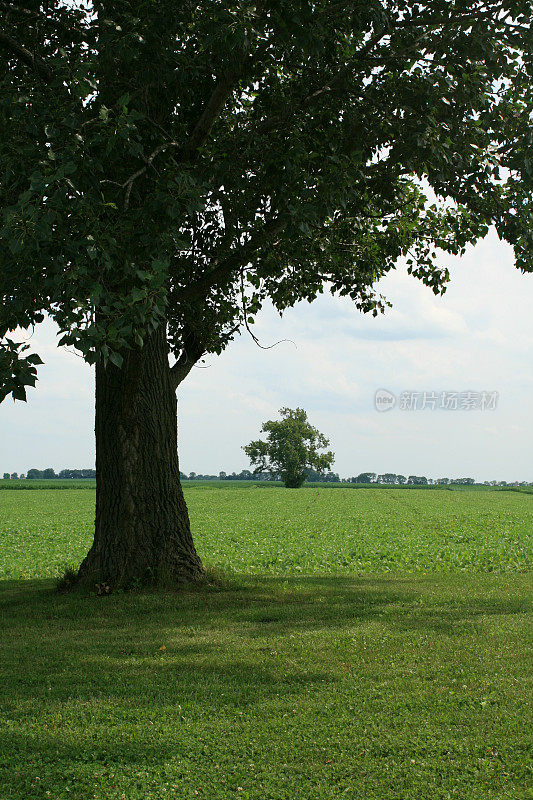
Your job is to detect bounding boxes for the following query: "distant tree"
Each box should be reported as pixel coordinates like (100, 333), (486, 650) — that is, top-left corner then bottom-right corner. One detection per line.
(3, 472), (9, 480)
(325, 472), (340, 483)
(355, 473), (376, 484)
(396, 475), (407, 485)
(306, 468), (322, 482)
(244, 408), (334, 488)
(408, 475), (428, 485)
(42, 468), (57, 479)
(308, 467), (339, 483)
(256, 472), (273, 482)
(58, 468), (96, 479)
(219, 471), (227, 480)
(10, 472), (18, 479)
(379, 473), (398, 484)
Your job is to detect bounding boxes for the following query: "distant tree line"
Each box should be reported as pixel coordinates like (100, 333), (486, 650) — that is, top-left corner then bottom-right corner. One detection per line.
(178, 470), (532, 486)
(347, 474), (532, 486)
(179, 468), (342, 483)
(2, 469), (531, 487)
(181, 470), (273, 481)
(351, 474), (479, 485)
(2, 468), (97, 480)
(348, 473), (467, 485)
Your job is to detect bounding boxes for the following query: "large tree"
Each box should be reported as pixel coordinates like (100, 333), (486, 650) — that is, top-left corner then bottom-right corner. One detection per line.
(1, 1), (531, 587)
(244, 407), (334, 487)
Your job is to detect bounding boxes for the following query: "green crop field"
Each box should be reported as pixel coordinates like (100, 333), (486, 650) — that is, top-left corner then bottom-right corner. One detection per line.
(0, 487), (531, 580)
(1, 487), (532, 799)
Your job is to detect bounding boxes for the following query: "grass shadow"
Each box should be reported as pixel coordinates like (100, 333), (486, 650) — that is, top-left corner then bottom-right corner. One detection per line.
(0, 573), (531, 798)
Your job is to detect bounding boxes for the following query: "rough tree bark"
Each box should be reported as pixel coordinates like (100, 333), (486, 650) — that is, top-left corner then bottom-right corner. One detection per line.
(77, 325), (204, 589)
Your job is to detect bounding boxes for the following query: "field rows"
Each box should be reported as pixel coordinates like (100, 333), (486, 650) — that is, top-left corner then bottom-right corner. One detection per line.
(0, 488), (531, 580)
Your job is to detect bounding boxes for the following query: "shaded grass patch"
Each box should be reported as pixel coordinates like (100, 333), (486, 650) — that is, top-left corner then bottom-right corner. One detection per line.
(0, 574), (532, 799)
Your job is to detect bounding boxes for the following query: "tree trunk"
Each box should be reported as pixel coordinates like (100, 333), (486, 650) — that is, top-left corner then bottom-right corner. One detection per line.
(77, 326), (204, 590)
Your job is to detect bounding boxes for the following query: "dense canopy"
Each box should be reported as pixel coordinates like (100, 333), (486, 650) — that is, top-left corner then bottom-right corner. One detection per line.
(1, 0), (532, 400)
(244, 407), (335, 487)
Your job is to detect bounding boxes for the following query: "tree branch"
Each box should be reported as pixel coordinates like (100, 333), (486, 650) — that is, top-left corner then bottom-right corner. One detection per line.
(182, 2), (270, 160)
(1, 1), (88, 38)
(253, 25), (390, 139)
(170, 324), (205, 388)
(251, 5), (511, 140)
(0, 1), (42, 20)
(178, 215), (287, 304)
(0, 29), (52, 80)
(109, 141), (181, 210)
(183, 73), (243, 159)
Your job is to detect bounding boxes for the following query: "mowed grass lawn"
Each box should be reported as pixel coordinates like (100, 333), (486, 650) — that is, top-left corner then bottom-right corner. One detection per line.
(0, 488), (532, 799)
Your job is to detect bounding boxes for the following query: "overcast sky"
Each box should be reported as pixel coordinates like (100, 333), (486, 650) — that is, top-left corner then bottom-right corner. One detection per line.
(1, 229), (531, 482)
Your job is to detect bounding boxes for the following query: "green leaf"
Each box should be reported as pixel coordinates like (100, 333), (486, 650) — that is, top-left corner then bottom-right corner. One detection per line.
(108, 351), (123, 368)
